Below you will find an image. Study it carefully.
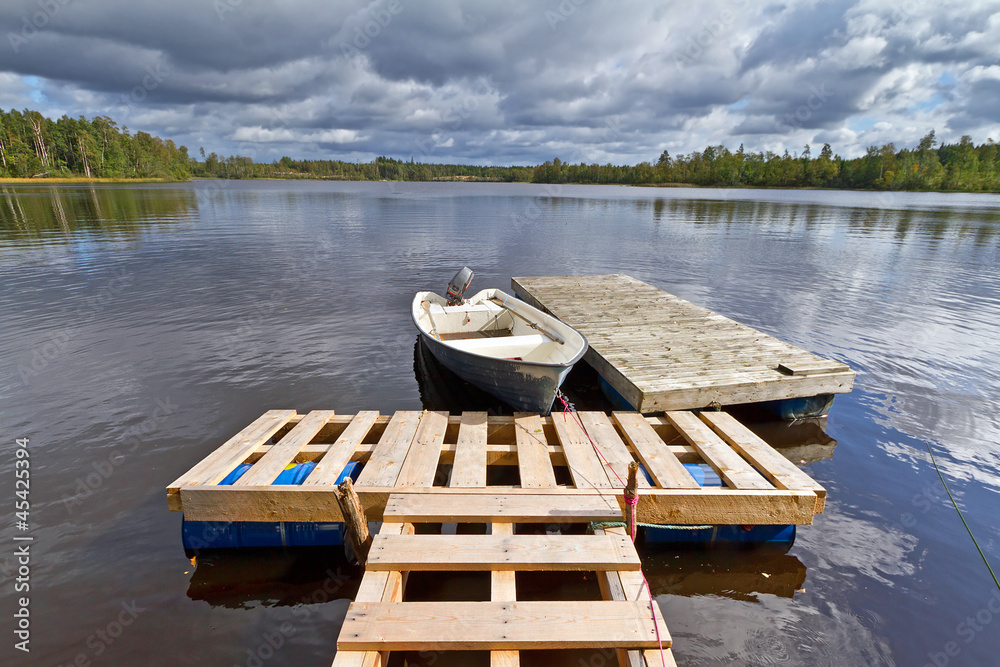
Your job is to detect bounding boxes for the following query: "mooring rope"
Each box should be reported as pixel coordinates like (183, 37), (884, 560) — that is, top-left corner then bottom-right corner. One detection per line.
(925, 440), (1000, 594)
(590, 521), (714, 531)
(555, 391), (667, 666)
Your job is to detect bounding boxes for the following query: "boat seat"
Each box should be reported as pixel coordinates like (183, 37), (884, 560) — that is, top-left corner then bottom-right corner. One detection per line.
(435, 302), (503, 314)
(444, 334), (552, 359)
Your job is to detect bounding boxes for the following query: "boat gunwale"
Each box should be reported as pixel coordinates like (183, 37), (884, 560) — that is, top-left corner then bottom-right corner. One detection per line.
(412, 288), (588, 370)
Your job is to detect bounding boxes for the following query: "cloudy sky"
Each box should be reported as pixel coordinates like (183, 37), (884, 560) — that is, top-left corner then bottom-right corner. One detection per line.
(1, 0), (998, 165)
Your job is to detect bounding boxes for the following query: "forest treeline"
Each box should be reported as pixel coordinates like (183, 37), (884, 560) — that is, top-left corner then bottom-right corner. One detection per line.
(531, 132), (1000, 192)
(0, 109), (190, 179)
(193, 130), (1000, 193)
(3, 108), (999, 193)
(189, 153), (534, 182)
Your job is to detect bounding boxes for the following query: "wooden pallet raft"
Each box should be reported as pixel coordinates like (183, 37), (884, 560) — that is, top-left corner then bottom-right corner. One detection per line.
(167, 409), (826, 524)
(167, 408), (826, 666)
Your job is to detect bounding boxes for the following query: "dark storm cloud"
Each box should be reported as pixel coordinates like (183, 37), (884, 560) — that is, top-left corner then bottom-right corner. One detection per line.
(949, 69), (1000, 130)
(740, 0), (854, 72)
(0, 0), (997, 164)
(0, 0), (343, 72)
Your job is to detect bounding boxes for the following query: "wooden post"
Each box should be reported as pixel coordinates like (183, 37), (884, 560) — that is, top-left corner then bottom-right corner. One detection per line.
(624, 462), (639, 542)
(336, 478), (371, 565)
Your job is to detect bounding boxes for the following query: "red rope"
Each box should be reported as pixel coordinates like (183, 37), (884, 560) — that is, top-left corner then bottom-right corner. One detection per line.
(556, 393), (627, 486)
(555, 393), (667, 666)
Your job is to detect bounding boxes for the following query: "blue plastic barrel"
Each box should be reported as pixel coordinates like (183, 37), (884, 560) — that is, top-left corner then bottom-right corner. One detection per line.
(639, 463), (795, 545)
(598, 376), (637, 411)
(182, 461), (360, 550)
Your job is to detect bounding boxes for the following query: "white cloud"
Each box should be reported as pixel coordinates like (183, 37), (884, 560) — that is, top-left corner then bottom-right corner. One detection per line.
(231, 127), (364, 144)
(963, 64), (1000, 82)
(830, 35), (889, 69)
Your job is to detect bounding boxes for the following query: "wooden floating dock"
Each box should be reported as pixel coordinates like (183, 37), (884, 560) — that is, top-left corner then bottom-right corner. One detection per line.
(512, 274), (855, 413)
(168, 408), (827, 666)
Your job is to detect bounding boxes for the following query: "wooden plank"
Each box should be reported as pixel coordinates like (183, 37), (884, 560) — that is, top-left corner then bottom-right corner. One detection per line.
(337, 601), (667, 651)
(451, 411), (489, 488)
(384, 492), (623, 523)
(514, 413), (557, 489)
(179, 486), (819, 525)
(594, 526), (673, 667)
(609, 356), (847, 380)
(366, 533), (640, 571)
(235, 439), (697, 468)
(665, 411), (772, 490)
(613, 412), (699, 489)
(234, 410), (334, 486)
(619, 487), (818, 525)
(354, 411), (421, 488)
(354, 523), (407, 601)
(302, 411), (379, 486)
(615, 558), (673, 666)
(167, 409), (296, 490)
(330, 648), (379, 667)
(647, 648), (678, 667)
(625, 365), (851, 386)
(552, 413), (614, 489)
(578, 412), (649, 489)
(636, 373), (854, 413)
(395, 411), (449, 488)
(778, 361), (846, 376)
(491, 522), (519, 667)
(333, 522), (410, 667)
(699, 411), (826, 512)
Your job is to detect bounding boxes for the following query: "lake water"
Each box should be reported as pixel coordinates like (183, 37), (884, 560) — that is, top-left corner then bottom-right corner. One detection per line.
(1, 180), (999, 666)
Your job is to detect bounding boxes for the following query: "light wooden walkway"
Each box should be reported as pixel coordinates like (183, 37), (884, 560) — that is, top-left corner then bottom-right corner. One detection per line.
(334, 503), (673, 666)
(167, 408), (827, 666)
(512, 274), (855, 413)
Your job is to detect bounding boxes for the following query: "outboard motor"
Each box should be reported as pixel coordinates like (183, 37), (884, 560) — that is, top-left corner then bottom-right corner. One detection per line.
(446, 267), (474, 305)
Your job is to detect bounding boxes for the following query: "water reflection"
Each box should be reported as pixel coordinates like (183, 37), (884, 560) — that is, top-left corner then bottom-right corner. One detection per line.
(413, 335), (510, 414)
(641, 545), (807, 602)
(746, 418), (838, 464)
(412, 335), (614, 414)
(186, 547), (361, 609)
(0, 184), (197, 241)
(646, 196), (1000, 246)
